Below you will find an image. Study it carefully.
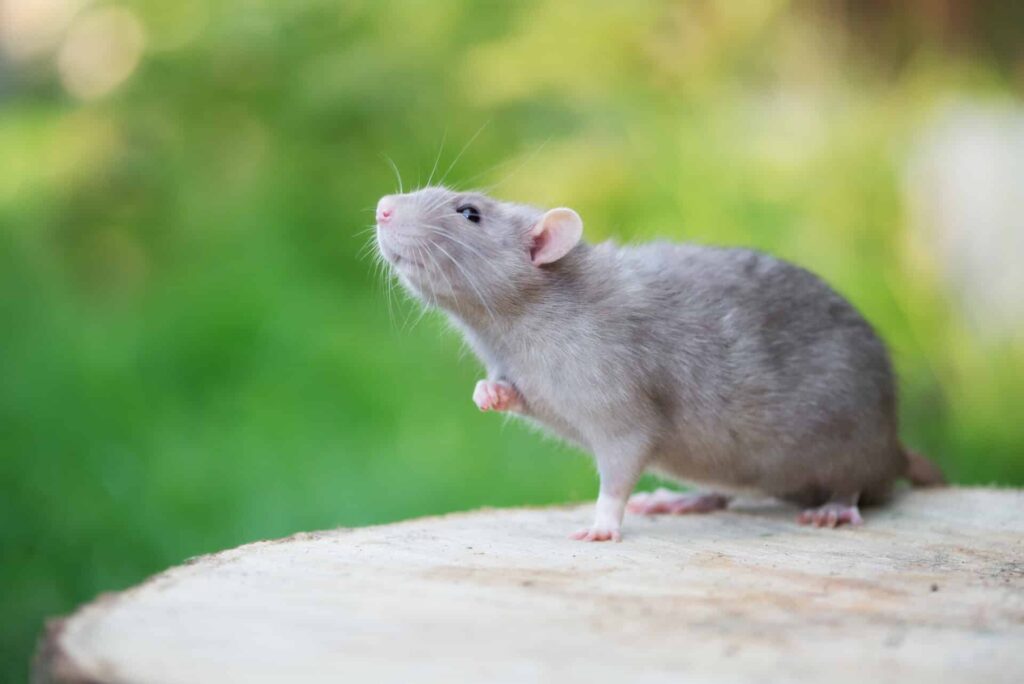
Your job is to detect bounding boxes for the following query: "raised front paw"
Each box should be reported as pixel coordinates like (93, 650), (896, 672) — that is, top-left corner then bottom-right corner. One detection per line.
(472, 380), (523, 412)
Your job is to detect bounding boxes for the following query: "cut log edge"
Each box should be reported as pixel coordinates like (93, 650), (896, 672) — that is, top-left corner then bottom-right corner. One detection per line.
(30, 500), (599, 683)
(31, 486), (1022, 683)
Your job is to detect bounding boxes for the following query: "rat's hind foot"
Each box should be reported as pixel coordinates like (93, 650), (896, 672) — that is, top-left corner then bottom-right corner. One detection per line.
(472, 380), (523, 412)
(797, 499), (863, 528)
(626, 488), (730, 515)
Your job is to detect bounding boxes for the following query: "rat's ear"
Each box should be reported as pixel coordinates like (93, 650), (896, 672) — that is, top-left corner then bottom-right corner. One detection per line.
(530, 208), (582, 266)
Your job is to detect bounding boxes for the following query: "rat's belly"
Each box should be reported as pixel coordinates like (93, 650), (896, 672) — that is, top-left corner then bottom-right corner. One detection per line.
(648, 450), (764, 493)
(646, 462), (766, 498)
(647, 430), (755, 485)
(516, 393), (591, 450)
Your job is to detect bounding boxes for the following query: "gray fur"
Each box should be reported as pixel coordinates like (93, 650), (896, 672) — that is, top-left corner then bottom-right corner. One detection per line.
(376, 186), (909, 515)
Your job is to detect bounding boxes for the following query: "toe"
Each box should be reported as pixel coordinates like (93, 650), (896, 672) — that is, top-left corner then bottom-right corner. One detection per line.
(571, 527), (620, 542)
(800, 504), (863, 528)
(472, 381), (491, 410)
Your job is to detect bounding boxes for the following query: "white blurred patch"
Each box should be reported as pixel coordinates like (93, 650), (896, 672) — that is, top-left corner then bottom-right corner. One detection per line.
(0, 0), (86, 60)
(57, 5), (144, 100)
(904, 101), (1024, 343)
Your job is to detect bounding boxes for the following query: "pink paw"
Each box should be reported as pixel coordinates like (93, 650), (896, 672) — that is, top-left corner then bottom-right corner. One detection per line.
(797, 502), (864, 528)
(472, 380), (522, 412)
(627, 488), (730, 515)
(570, 526), (621, 542)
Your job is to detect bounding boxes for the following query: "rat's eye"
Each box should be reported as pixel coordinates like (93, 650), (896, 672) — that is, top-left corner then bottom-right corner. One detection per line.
(456, 204), (481, 224)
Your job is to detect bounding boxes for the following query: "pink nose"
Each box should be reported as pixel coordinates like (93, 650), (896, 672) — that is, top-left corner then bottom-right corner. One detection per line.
(376, 197), (396, 225)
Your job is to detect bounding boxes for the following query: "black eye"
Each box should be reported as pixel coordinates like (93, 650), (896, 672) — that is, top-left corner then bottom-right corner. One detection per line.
(456, 204), (481, 223)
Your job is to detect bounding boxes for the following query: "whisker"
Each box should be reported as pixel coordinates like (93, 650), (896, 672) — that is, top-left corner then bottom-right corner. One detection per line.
(473, 135), (553, 195)
(417, 224), (499, 268)
(412, 190), (451, 217)
(439, 120), (491, 188)
(414, 228), (509, 285)
(451, 158), (515, 194)
(403, 244), (434, 330)
(356, 240), (376, 261)
(381, 153), (404, 194)
(433, 241), (497, 323)
(410, 247), (440, 329)
(424, 238), (461, 318)
(373, 238), (402, 330)
(371, 249), (395, 328)
(426, 128), (448, 189)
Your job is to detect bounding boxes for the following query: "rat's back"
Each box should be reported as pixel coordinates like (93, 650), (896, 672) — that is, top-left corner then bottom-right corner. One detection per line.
(612, 241), (906, 504)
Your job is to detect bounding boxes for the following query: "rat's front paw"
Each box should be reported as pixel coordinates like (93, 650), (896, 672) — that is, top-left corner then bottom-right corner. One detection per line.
(472, 380), (522, 412)
(570, 525), (622, 542)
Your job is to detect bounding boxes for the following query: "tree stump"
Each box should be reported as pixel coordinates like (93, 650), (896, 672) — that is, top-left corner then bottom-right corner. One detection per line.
(35, 487), (1024, 683)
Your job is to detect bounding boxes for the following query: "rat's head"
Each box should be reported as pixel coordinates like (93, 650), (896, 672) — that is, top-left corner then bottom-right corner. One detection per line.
(375, 186), (583, 319)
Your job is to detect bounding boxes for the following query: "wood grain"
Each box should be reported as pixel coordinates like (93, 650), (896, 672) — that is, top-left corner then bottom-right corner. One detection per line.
(34, 488), (1024, 684)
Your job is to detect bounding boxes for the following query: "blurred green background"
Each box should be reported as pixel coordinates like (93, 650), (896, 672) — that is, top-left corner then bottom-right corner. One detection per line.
(2, 0), (1023, 679)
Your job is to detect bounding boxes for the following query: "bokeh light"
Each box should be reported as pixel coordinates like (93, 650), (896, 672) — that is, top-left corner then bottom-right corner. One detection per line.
(57, 5), (144, 100)
(0, 0), (85, 61)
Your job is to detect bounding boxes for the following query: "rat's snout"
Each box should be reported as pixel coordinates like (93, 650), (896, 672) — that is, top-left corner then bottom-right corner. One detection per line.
(376, 196), (397, 226)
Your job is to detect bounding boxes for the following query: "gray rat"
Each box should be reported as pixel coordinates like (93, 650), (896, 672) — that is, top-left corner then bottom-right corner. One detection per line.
(374, 187), (944, 541)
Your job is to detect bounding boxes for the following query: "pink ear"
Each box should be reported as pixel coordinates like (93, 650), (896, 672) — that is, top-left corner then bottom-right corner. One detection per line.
(530, 208), (583, 266)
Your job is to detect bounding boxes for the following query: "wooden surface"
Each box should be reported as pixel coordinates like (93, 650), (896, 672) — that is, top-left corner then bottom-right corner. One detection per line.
(36, 488), (1024, 684)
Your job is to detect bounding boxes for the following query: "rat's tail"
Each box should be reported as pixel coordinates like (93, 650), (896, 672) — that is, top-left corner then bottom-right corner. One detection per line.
(903, 445), (946, 487)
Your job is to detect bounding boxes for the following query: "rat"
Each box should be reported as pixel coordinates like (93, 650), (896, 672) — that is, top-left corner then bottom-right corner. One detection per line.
(374, 186), (945, 541)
